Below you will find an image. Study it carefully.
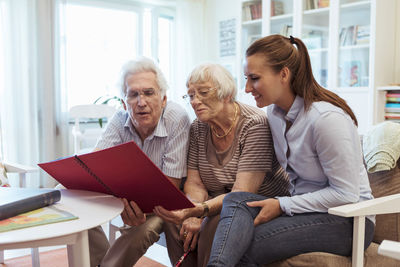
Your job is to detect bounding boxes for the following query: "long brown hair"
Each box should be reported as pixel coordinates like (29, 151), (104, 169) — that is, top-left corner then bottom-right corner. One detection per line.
(246, 34), (358, 126)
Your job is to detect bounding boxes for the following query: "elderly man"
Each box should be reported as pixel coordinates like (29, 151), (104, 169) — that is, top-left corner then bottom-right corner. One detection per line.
(89, 57), (190, 267)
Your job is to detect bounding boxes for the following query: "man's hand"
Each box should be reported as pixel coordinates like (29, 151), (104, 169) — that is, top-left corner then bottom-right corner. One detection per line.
(247, 198), (282, 226)
(120, 199), (146, 226)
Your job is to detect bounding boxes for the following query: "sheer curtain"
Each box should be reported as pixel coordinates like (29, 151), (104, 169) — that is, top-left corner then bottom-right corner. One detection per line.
(0, 0), (63, 187)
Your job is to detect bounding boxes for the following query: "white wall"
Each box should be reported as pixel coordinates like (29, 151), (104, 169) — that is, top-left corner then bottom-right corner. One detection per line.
(203, 0), (238, 61)
(203, 0), (257, 106)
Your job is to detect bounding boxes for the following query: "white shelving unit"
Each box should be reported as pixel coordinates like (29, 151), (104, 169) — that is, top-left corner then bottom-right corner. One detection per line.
(237, 0), (398, 134)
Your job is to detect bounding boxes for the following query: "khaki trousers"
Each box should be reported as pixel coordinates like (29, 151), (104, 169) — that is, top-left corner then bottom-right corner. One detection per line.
(163, 215), (220, 267)
(89, 215), (163, 267)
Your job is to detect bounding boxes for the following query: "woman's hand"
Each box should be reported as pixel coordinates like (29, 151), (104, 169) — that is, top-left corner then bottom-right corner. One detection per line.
(121, 199), (146, 226)
(247, 198), (283, 226)
(180, 217), (202, 252)
(153, 206), (190, 225)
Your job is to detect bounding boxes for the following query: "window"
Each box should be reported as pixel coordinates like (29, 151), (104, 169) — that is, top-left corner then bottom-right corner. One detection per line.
(59, 1), (175, 110)
(157, 15), (174, 99)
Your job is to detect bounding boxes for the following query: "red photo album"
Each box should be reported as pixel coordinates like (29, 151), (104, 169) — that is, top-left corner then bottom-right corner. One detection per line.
(38, 141), (194, 213)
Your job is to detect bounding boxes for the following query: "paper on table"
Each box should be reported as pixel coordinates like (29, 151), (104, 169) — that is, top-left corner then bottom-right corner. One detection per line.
(0, 206), (78, 233)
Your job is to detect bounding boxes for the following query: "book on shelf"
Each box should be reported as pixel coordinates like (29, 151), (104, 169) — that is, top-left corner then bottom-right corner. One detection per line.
(386, 92), (400, 98)
(0, 187), (61, 221)
(385, 103), (400, 108)
(356, 25), (370, 45)
(385, 107), (400, 113)
(305, 0), (316, 10)
(0, 206), (78, 233)
(280, 24), (293, 37)
(305, 0), (328, 10)
(339, 25), (369, 46)
(341, 26), (356, 46)
(318, 0), (330, 8)
(386, 97), (400, 102)
(38, 141), (195, 213)
(242, 1), (262, 21)
(271, 1), (284, 16)
(385, 112), (400, 119)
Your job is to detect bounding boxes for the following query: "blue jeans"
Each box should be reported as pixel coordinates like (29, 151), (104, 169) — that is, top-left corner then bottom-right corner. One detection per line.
(207, 192), (375, 267)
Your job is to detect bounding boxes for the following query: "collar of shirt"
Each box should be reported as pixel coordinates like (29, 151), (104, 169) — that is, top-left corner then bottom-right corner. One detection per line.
(123, 109), (168, 142)
(271, 95), (304, 124)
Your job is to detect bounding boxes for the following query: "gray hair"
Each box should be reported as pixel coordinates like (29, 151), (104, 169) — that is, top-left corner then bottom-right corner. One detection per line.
(119, 57), (168, 98)
(186, 63), (237, 102)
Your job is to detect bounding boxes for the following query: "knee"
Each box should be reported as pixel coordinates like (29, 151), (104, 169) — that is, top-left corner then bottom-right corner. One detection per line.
(223, 191), (259, 207)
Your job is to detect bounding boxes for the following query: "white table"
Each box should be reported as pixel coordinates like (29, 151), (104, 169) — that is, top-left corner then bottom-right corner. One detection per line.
(0, 189), (123, 267)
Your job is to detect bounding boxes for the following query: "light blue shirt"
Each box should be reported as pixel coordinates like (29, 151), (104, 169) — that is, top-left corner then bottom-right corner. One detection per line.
(268, 96), (374, 219)
(96, 101), (191, 179)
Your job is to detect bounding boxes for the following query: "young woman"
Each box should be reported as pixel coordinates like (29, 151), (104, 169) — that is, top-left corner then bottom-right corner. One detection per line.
(207, 35), (375, 266)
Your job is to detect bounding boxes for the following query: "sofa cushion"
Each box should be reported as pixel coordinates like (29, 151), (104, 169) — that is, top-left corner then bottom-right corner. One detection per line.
(266, 242), (399, 267)
(368, 160), (400, 243)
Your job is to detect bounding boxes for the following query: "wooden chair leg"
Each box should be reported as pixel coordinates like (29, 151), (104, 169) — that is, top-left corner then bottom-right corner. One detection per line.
(31, 248), (40, 267)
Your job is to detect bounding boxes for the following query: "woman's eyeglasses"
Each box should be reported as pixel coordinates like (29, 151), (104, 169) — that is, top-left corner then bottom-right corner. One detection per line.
(182, 87), (217, 102)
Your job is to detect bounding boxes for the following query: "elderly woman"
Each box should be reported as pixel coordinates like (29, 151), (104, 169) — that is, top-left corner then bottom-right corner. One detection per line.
(153, 63), (289, 267)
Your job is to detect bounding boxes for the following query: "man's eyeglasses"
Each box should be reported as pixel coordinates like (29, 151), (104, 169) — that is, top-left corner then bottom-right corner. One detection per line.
(125, 88), (158, 103)
(182, 87), (217, 102)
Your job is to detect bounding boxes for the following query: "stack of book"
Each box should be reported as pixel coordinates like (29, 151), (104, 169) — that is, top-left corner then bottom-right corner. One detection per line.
(242, 1), (262, 22)
(385, 90), (400, 123)
(271, 1), (284, 16)
(339, 24), (370, 46)
(305, 0), (330, 10)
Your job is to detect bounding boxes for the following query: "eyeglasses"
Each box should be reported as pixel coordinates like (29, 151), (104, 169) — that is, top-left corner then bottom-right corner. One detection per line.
(182, 87), (217, 102)
(125, 88), (158, 103)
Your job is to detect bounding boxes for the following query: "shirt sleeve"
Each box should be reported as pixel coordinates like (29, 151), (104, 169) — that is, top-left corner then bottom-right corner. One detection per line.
(238, 121), (274, 173)
(187, 122), (199, 170)
(161, 112), (191, 179)
(278, 111), (363, 215)
(95, 112), (124, 150)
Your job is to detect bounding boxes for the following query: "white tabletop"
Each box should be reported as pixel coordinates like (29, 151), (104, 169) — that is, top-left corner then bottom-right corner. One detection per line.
(0, 189), (123, 248)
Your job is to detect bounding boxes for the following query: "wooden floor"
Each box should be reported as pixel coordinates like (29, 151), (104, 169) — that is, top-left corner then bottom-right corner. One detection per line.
(0, 248), (166, 267)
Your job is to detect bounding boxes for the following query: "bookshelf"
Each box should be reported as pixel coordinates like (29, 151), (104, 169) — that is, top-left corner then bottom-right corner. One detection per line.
(237, 0), (398, 134)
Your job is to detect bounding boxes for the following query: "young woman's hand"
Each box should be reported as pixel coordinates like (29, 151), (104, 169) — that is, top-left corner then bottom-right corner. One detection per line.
(247, 198), (283, 226)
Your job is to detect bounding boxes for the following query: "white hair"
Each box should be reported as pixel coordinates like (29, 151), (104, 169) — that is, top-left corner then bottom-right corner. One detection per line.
(186, 63), (237, 102)
(119, 56), (168, 98)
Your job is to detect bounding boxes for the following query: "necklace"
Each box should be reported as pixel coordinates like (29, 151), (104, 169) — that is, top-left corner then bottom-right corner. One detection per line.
(212, 102), (239, 138)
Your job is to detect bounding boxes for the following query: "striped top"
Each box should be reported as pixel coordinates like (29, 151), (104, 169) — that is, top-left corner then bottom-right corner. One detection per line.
(188, 102), (289, 198)
(96, 101), (191, 179)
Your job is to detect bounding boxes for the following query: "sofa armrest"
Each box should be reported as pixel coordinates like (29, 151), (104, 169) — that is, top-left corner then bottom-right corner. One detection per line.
(328, 193), (400, 217)
(3, 161), (37, 173)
